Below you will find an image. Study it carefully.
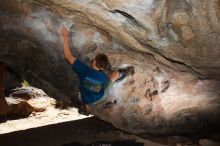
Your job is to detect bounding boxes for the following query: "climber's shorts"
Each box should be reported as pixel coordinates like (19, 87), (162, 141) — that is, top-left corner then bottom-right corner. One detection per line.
(78, 80), (114, 105)
(90, 80), (114, 105)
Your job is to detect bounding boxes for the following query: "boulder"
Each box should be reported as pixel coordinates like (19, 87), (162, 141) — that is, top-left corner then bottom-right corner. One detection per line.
(0, 0), (220, 135)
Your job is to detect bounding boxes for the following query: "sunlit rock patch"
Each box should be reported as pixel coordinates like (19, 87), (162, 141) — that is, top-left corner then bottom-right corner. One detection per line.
(0, 86), (91, 134)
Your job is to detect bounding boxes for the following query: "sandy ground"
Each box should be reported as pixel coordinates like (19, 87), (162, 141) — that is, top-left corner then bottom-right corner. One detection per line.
(0, 106), (91, 134)
(0, 87), (92, 134)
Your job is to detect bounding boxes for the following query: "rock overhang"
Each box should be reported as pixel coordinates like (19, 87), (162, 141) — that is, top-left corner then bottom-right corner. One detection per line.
(0, 0), (220, 135)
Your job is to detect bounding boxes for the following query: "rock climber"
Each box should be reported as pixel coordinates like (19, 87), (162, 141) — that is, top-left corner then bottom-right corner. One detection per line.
(60, 25), (121, 114)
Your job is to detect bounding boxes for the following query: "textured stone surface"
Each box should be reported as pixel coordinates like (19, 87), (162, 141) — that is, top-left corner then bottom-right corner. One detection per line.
(0, 0), (220, 135)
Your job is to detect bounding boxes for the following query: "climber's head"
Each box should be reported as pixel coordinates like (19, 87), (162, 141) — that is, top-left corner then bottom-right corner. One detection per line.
(91, 54), (111, 71)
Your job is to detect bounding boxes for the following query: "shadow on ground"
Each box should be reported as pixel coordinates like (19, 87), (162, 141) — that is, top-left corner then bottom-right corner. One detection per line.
(0, 117), (143, 146)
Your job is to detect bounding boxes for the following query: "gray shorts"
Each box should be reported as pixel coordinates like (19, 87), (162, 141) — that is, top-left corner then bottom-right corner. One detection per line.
(86, 80), (116, 114)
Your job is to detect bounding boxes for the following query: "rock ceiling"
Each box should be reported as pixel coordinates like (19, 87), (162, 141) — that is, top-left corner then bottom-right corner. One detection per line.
(0, 0), (220, 135)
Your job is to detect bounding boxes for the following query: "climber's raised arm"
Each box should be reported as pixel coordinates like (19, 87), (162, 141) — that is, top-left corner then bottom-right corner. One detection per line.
(60, 26), (76, 64)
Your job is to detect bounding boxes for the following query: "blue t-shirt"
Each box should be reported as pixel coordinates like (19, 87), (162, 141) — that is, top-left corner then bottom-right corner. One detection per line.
(72, 59), (108, 104)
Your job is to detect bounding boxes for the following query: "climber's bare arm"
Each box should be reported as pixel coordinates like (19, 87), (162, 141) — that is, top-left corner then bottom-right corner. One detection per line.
(60, 26), (76, 64)
(109, 71), (120, 82)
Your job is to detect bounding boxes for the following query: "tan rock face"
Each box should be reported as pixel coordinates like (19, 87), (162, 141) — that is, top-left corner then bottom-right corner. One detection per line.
(0, 0), (220, 135)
